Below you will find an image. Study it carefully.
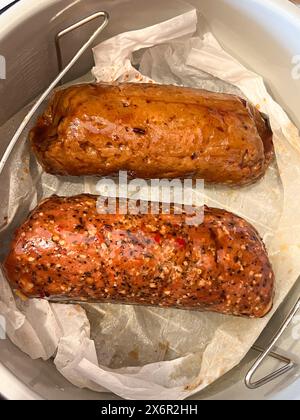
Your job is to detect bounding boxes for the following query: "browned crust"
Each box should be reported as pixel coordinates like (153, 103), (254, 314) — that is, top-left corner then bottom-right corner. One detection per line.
(30, 83), (274, 186)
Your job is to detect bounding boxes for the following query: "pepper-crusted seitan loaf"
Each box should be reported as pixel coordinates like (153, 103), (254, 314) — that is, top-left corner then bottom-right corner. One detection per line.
(4, 195), (274, 318)
(30, 83), (274, 186)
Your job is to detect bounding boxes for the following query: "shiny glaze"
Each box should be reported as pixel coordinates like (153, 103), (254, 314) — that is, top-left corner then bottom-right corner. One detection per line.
(30, 83), (274, 185)
(4, 195), (274, 318)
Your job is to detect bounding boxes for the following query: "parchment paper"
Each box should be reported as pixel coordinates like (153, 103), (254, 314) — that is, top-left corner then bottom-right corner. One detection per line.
(1, 9), (300, 399)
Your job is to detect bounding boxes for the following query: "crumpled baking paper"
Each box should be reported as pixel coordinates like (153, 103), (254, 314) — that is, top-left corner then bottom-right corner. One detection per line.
(0, 8), (300, 400)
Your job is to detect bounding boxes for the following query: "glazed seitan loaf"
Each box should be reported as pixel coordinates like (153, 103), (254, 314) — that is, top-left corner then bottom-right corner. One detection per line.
(30, 83), (274, 186)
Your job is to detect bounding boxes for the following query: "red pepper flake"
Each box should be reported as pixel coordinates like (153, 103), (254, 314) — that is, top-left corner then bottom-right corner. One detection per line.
(96, 233), (104, 243)
(176, 238), (186, 247)
(154, 234), (162, 244)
